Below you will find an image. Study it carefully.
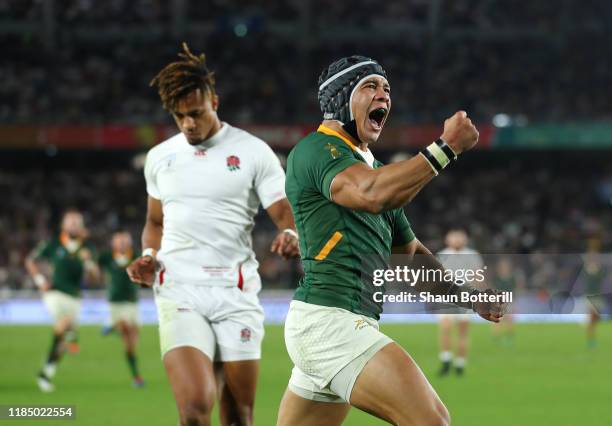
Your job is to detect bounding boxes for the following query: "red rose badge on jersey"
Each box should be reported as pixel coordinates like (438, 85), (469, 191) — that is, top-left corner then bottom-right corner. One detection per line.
(240, 327), (251, 343)
(226, 155), (241, 171)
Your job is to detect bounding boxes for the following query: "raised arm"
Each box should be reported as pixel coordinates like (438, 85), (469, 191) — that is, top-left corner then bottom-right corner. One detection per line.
(331, 111), (479, 213)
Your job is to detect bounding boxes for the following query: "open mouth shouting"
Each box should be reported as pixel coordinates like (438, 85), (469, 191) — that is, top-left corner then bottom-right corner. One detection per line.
(368, 107), (388, 131)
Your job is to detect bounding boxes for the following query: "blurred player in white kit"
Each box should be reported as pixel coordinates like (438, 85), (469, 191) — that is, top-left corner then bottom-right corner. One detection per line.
(437, 229), (484, 376)
(127, 43), (299, 426)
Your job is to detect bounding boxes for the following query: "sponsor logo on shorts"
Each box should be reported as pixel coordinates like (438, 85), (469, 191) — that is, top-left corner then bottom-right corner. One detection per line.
(354, 319), (369, 330)
(240, 327), (252, 343)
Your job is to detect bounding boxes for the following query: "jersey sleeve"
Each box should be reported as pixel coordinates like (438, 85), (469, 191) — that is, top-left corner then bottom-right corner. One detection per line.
(253, 141), (287, 209)
(144, 151), (161, 200)
(391, 208), (416, 247)
(294, 136), (361, 200)
(29, 240), (52, 260)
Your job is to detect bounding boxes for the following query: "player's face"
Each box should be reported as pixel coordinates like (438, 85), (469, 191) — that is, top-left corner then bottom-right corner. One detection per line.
(112, 233), (132, 253)
(62, 212), (84, 239)
(446, 230), (468, 250)
(172, 89), (220, 145)
(350, 75), (391, 144)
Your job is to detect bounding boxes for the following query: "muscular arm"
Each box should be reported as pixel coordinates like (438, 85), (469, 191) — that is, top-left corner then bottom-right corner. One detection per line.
(142, 196), (164, 254)
(331, 156), (435, 213)
(393, 239), (471, 301)
(394, 239), (503, 322)
(329, 110), (478, 214)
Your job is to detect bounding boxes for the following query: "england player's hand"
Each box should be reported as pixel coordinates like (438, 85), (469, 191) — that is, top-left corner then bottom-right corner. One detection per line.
(270, 230), (300, 259)
(441, 111), (479, 155)
(126, 256), (157, 287)
(472, 289), (505, 323)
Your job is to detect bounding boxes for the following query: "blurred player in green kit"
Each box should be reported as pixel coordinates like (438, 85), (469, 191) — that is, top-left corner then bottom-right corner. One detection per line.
(582, 240), (608, 348)
(25, 208), (100, 392)
(99, 230), (145, 387)
(491, 257), (524, 345)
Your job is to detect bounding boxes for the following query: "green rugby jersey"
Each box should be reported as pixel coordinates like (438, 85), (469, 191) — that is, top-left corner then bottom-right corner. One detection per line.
(99, 251), (139, 303)
(584, 264), (606, 295)
(31, 236), (97, 297)
(286, 125), (415, 320)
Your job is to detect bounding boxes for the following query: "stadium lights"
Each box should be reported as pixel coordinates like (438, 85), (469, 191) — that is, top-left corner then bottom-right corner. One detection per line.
(492, 113), (511, 128)
(234, 23), (248, 37)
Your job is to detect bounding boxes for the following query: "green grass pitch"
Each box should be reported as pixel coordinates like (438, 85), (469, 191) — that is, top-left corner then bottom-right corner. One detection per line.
(1, 322), (611, 425)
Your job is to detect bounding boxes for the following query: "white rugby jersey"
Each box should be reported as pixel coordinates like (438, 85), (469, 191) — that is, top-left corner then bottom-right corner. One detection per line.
(144, 122), (286, 290)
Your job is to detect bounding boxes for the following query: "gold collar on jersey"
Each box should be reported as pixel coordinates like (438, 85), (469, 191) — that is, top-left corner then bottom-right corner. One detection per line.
(317, 125), (357, 151)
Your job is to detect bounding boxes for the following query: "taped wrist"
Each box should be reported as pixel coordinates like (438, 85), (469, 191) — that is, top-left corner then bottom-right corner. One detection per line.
(420, 138), (457, 175)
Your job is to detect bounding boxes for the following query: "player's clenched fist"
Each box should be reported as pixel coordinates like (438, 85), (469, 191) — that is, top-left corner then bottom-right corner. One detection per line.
(126, 255), (157, 287)
(441, 111), (479, 155)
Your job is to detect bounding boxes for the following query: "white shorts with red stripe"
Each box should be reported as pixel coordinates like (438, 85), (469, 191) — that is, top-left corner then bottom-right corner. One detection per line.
(153, 278), (264, 362)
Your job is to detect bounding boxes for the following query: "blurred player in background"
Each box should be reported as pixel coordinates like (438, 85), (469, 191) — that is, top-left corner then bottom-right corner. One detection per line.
(582, 240), (608, 348)
(437, 229), (484, 376)
(277, 56), (503, 426)
(25, 208), (100, 392)
(491, 257), (524, 345)
(127, 43), (299, 426)
(99, 231), (144, 387)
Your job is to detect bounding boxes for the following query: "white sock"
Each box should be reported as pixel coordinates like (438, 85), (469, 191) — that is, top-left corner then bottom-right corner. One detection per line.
(43, 363), (56, 379)
(454, 357), (466, 368)
(439, 351), (452, 362)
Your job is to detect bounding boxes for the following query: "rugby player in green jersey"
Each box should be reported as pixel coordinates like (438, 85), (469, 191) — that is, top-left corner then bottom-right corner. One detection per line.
(25, 209), (100, 392)
(277, 56), (504, 426)
(99, 231), (144, 387)
(582, 242), (608, 348)
(491, 257), (524, 346)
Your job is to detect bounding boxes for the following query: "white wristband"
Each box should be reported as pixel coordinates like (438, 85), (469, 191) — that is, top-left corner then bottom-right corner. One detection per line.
(142, 248), (157, 259)
(282, 229), (299, 240)
(33, 274), (46, 288)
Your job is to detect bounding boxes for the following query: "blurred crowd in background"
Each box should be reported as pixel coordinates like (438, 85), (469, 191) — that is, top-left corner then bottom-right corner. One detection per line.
(1, 152), (610, 292)
(1, 0), (611, 124)
(0, 0), (610, 294)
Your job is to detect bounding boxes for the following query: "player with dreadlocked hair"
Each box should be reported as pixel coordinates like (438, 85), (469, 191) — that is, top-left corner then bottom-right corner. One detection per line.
(129, 43), (299, 426)
(150, 42), (216, 113)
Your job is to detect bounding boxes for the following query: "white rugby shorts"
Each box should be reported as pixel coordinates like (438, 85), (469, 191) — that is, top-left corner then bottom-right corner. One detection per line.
(285, 300), (392, 403)
(42, 290), (80, 323)
(110, 302), (139, 326)
(154, 280), (264, 362)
